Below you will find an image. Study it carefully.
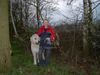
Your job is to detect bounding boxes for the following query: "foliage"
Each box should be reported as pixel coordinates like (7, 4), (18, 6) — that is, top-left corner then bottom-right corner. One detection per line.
(0, 39), (84, 75)
(1, 32), (100, 75)
(91, 20), (100, 63)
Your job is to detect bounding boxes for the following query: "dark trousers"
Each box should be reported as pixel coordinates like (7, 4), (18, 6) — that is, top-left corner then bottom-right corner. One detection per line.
(39, 46), (51, 66)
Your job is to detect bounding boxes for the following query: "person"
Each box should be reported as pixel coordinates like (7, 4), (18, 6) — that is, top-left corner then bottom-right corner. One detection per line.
(37, 18), (56, 66)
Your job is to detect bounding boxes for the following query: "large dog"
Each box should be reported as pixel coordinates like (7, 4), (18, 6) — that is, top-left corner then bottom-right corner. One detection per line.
(30, 34), (40, 65)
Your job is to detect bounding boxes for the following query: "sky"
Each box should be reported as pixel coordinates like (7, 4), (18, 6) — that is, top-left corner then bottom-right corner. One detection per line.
(93, 0), (100, 20)
(50, 0), (100, 24)
(28, 0), (100, 24)
(51, 0), (83, 23)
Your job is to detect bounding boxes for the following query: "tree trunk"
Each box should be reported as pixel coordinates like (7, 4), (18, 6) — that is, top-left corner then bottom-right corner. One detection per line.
(25, 0), (29, 26)
(0, 0), (11, 72)
(10, 0), (19, 37)
(36, 0), (40, 28)
(83, 0), (93, 57)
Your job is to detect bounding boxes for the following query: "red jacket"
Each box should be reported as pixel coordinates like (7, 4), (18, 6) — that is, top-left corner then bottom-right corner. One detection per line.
(37, 25), (56, 41)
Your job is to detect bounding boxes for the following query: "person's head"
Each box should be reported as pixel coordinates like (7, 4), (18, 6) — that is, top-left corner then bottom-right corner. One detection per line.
(43, 18), (49, 29)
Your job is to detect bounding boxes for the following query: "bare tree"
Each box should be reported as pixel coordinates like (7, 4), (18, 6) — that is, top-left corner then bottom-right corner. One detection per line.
(36, 0), (40, 28)
(10, 0), (19, 37)
(28, 0), (58, 27)
(83, 0), (93, 57)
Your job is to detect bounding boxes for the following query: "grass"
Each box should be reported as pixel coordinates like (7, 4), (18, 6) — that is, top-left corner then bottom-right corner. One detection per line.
(1, 39), (99, 75)
(4, 39), (71, 75)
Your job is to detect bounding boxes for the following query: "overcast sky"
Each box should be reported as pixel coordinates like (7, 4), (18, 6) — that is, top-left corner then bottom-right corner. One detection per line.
(50, 0), (100, 24)
(51, 0), (83, 23)
(29, 0), (100, 24)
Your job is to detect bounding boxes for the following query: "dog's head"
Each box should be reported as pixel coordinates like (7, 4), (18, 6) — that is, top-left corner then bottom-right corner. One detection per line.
(30, 34), (40, 45)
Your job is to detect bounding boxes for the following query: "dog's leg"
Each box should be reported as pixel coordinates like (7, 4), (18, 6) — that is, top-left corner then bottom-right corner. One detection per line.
(42, 52), (45, 60)
(33, 52), (37, 65)
(37, 53), (39, 63)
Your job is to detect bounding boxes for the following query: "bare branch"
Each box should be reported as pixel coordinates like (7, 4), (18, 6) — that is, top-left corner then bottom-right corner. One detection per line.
(92, 0), (100, 4)
(10, 0), (19, 37)
(92, 2), (100, 10)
